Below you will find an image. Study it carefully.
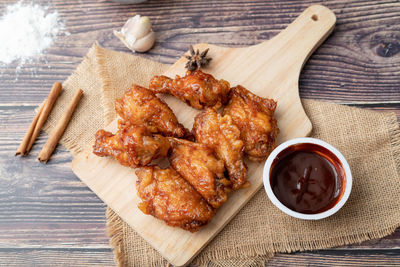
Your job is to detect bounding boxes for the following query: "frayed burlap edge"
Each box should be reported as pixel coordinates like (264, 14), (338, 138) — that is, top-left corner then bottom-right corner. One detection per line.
(106, 208), (126, 267)
(192, 225), (398, 263)
(389, 112), (400, 179)
(105, 207), (274, 267)
(105, 105), (400, 266)
(192, 244), (274, 267)
(199, 254), (274, 267)
(94, 43), (115, 125)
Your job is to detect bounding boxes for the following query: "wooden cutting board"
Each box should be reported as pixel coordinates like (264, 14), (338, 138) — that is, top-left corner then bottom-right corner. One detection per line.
(72, 5), (335, 266)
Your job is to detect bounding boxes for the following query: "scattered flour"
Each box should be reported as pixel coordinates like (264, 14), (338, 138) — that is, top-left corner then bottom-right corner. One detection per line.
(0, 1), (65, 67)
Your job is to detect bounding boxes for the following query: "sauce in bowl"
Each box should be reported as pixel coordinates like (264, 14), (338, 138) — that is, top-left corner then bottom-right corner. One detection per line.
(270, 143), (345, 214)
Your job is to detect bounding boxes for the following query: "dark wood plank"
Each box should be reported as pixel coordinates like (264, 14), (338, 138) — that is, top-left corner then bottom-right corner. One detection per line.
(0, 248), (114, 266)
(268, 249), (400, 266)
(0, 158), (110, 248)
(0, 107), (110, 248)
(0, 248), (400, 267)
(0, 0), (399, 104)
(335, 228), (400, 249)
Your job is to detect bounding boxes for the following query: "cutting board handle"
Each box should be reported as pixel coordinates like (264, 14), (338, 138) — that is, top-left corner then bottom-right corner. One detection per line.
(257, 5), (336, 71)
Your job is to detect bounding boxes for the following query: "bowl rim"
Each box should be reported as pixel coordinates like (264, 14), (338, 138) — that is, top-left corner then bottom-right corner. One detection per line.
(263, 137), (352, 220)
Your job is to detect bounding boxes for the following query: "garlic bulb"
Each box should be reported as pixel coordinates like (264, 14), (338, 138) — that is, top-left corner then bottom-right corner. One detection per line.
(114, 15), (155, 53)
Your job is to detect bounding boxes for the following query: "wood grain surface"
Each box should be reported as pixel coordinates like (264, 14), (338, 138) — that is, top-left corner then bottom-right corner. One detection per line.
(0, 0), (399, 266)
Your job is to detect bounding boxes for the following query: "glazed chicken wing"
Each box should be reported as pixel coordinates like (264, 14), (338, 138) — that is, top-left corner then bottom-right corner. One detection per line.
(93, 121), (170, 168)
(136, 166), (215, 232)
(169, 138), (230, 209)
(223, 85), (279, 161)
(149, 70), (230, 109)
(193, 108), (248, 190)
(115, 85), (190, 138)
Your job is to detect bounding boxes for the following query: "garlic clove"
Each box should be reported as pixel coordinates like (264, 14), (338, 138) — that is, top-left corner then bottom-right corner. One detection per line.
(132, 31), (156, 52)
(114, 14), (155, 53)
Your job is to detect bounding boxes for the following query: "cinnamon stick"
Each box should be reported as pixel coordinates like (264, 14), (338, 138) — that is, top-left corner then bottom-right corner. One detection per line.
(38, 89), (83, 163)
(25, 82), (63, 154)
(15, 103), (45, 155)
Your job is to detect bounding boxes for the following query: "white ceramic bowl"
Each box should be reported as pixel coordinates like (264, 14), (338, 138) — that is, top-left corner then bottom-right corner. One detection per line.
(263, 137), (352, 220)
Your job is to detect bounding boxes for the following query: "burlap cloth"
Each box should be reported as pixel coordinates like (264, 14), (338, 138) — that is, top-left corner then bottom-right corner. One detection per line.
(42, 44), (400, 266)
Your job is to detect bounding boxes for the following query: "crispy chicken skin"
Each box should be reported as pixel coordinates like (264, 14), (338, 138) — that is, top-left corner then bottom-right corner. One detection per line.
(223, 85), (279, 161)
(169, 138), (230, 209)
(149, 70), (231, 109)
(135, 166), (215, 232)
(193, 108), (249, 190)
(93, 121), (170, 168)
(115, 85), (190, 138)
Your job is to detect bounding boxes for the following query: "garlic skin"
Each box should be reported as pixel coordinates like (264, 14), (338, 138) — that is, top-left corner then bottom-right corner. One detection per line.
(114, 15), (155, 53)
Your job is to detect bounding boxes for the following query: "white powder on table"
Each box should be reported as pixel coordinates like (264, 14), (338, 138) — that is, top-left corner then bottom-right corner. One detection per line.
(0, 1), (65, 66)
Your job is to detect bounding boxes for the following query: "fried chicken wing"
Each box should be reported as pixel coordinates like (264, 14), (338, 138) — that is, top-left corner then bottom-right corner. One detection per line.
(169, 138), (230, 209)
(149, 70), (230, 109)
(223, 85), (279, 161)
(193, 108), (248, 190)
(115, 85), (190, 138)
(93, 121), (170, 167)
(136, 166), (215, 232)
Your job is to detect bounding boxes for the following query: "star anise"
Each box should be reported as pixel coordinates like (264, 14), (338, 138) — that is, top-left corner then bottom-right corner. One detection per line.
(184, 45), (212, 71)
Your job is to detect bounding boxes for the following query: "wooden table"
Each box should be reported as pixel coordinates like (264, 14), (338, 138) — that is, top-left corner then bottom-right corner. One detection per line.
(1, 0), (399, 266)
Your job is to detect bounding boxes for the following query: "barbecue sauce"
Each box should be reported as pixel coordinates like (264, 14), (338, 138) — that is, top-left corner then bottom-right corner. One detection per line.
(270, 143), (345, 214)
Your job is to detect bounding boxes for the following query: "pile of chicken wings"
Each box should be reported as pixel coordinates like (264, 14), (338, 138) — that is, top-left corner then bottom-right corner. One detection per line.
(93, 70), (279, 232)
